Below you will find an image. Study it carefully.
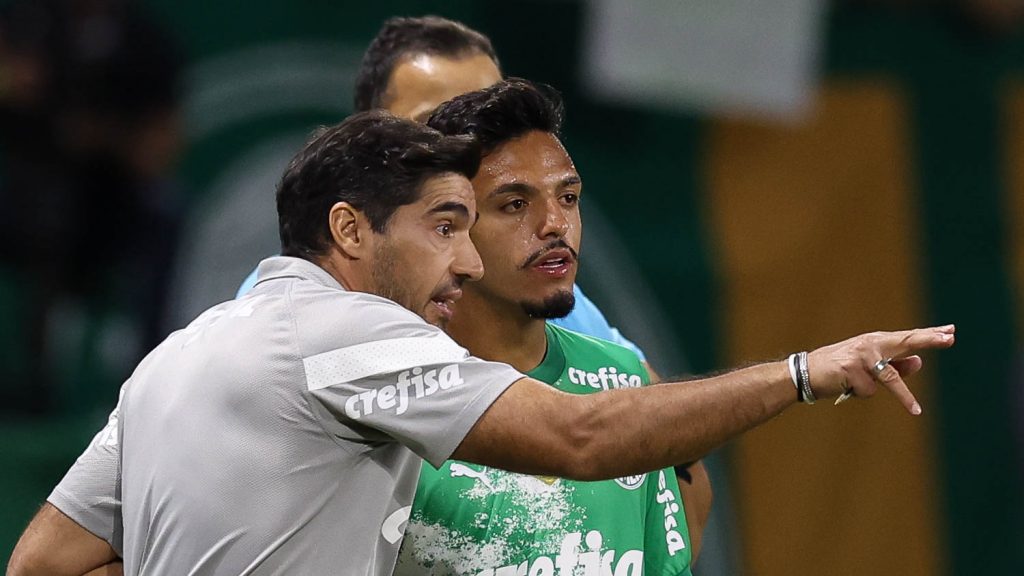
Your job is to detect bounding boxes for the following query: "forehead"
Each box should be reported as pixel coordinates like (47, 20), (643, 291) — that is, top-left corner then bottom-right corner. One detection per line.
(410, 171), (477, 209)
(474, 131), (577, 190)
(385, 52), (502, 121)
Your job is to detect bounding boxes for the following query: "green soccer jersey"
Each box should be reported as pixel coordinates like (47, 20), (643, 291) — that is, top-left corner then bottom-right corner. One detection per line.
(395, 324), (692, 576)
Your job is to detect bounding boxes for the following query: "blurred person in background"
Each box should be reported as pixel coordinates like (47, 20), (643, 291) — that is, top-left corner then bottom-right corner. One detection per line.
(0, 0), (185, 412)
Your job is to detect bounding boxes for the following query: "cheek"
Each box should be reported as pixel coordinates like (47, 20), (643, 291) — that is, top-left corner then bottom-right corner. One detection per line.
(568, 216), (583, 245)
(393, 241), (436, 284)
(472, 223), (523, 267)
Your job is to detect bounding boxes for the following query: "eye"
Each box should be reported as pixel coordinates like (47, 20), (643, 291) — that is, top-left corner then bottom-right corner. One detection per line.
(436, 223), (454, 238)
(502, 199), (527, 213)
(561, 193), (579, 206)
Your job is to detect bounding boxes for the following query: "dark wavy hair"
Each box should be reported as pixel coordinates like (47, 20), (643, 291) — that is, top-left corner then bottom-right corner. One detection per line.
(354, 15), (500, 112)
(277, 111), (481, 259)
(425, 78), (564, 152)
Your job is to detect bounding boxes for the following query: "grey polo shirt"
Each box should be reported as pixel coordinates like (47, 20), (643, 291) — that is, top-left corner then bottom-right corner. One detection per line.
(50, 256), (522, 575)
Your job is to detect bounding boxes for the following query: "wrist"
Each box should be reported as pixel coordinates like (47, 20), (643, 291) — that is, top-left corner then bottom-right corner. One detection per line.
(787, 352), (815, 405)
(803, 349), (845, 399)
(768, 359), (802, 410)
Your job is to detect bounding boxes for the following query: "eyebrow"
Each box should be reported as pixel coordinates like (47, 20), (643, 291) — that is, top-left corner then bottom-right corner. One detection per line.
(488, 175), (582, 198)
(428, 201), (472, 221)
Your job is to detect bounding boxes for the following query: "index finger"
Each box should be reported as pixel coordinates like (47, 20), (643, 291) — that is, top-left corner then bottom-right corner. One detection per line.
(878, 324), (955, 359)
(876, 364), (922, 415)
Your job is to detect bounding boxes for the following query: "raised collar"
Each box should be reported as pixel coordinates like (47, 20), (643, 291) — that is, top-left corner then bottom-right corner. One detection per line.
(253, 256), (345, 291)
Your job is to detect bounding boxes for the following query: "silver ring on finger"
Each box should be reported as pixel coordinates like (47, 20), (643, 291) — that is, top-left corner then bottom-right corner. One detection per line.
(872, 357), (893, 378)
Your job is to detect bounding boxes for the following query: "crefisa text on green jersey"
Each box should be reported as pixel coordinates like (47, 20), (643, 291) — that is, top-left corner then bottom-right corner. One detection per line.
(566, 366), (642, 390)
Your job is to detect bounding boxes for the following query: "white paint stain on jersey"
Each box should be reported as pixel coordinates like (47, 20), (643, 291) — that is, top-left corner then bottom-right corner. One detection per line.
(399, 465), (582, 571)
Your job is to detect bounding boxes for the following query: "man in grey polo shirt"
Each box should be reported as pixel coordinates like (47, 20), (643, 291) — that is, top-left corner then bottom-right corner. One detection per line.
(10, 110), (954, 576)
(117, 259), (521, 573)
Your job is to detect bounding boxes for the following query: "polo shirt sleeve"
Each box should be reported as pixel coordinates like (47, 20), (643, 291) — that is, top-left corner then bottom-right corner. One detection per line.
(47, 387), (125, 556)
(295, 293), (524, 468)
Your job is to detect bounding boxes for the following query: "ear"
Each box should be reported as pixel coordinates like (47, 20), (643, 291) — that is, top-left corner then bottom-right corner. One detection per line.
(328, 202), (371, 259)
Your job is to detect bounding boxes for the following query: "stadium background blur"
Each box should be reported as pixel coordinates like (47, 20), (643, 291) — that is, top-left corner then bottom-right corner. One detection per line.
(1, 1), (1022, 574)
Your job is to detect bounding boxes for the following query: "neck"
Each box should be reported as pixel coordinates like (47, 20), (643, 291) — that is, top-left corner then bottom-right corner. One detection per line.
(447, 287), (548, 373)
(316, 250), (359, 292)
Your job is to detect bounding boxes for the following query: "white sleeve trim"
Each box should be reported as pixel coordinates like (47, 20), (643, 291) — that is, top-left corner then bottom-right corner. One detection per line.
(303, 334), (468, 391)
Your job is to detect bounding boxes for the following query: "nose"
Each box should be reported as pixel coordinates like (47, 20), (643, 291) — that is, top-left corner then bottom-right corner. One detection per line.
(452, 234), (485, 282)
(537, 197), (570, 239)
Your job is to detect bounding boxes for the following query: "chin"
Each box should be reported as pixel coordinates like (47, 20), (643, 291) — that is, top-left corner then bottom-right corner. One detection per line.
(422, 312), (445, 329)
(421, 308), (450, 330)
(521, 289), (576, 319)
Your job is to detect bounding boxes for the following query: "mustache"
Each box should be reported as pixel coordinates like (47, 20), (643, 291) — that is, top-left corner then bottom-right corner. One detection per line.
(433, 276), (466, 298)
(519, 240), (580, 269)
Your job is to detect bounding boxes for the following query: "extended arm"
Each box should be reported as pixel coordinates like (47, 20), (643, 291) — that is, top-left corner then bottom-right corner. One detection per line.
(453, 325), (954, 480)
(7, 503), (121, 576)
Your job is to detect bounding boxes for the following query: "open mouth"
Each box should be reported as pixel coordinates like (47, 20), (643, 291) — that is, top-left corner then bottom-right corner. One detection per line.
(429, 290), (461, 321)
(531, 249), (575, 278)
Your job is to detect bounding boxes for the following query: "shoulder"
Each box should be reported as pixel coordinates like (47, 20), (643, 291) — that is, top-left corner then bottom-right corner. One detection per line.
(291, 281), (424, 324)
(551, 285), (614, 339)
(547, 324), (649, 385)
(287, 281), (457, 359)
(548, 323), (638, 361)
(550, 285), (647, 362)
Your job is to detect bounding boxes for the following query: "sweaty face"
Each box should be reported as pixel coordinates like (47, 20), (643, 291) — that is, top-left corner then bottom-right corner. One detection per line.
(383, 52), (502, 121)
(468, 131), (582, 319)
(367, 172), (483, 328)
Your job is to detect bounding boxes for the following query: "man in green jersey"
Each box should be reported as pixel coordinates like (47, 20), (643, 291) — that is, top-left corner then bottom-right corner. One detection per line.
(394, 79), (692, 575)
